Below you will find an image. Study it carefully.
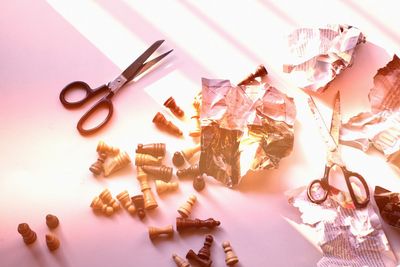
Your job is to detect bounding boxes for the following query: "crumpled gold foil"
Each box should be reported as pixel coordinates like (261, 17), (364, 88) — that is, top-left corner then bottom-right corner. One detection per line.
(199, 77), (296, 187)
(283, 24), (365, 92)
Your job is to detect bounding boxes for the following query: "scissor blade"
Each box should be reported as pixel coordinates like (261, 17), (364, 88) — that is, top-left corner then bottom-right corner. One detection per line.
(121, 40), (165, 82)
(307, 96), (338, 152)
(330, 91), (341, 147)
(132, 49), (173, 80)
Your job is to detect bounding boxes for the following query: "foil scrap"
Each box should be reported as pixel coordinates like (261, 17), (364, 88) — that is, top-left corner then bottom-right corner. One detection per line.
(341, 55), (400, 168)
(199, 77), (296, 187)
(283, 24), (365, 92)
(374, 186), (400, 228)
(287, 186), (397, 267)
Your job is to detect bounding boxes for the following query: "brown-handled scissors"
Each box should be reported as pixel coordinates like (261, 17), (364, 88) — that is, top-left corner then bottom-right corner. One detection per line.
(59, 40), (172, 136)
(306, 92), (370, 209)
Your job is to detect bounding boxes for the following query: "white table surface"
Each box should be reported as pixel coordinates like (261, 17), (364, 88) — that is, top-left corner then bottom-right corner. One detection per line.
(2, 1), (400, 266)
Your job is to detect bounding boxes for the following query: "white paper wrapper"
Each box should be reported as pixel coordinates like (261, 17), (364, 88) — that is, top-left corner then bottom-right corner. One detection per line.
(283, 24), (365, 92)
(287, 186), (398, 267)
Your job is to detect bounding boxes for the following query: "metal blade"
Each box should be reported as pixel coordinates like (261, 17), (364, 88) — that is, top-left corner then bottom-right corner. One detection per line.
(307, 96), (338, 152)
(121, 40), (165, 82)
(133, 49), (173, 79)
(329, 91), (341, 147)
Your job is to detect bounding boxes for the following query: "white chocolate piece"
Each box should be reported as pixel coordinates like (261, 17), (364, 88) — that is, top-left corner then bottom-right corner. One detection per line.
(90, 196), (114, 216)
(103, 151), (131, 176)
(46, 234), (60, 251)
(181, 144), (201, 161)
(223, 241), (239, 265)
(177, 195), (197, 218)
(137, 167), (158, 210)
(155, 180), (179, 194)
(189, 96), (201, 137)
(116, 190), (136, 215)
(96, 140), (119, 156)
(99, 189), (120, 211)
(172, 253), (190, 267)
(135, 153), (162, 166)
(148, 225), (174, 240)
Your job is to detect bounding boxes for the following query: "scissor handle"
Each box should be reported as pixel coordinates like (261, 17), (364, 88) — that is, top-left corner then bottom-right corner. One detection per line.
(59, 81), (109, 108)
(342, 167), (370, 209)
(76, 94), (114, 136)
(307, 165), (330, 204)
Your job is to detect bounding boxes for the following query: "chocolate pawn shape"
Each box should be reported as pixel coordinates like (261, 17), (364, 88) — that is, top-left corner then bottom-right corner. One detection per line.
(89, 152), (107, 176)
(17, 223), (37, 245)
(152, 112), (183, 136)
(148, 224), (174, 240)
(136, 143), (166, 157)
(193, 174), (206, 192)
(137, 167), (158, 210)
(237, 64), (268, 86)
(178, 195), (197, 218)
(222, 241), (239, 265)
(189, 94), (201, 137)
(164, 96), (185, 118)
(116, 190), (136, 215)
(198, 235), (213, 261)
(46, 214), (59, 229)
(135, 153), (162, 166)
(172, 152), (185, 167)
(141, 165), (172, 182)
(46, 234), (60, 251)
(131, 195), (146, 219)
(103, 151), (131, 176)
(181, 144), (201, 161)
(99, 188), (120, 211)
(177, 164), (200, 179)
(155, 180), (179, 195)
(90, 196), (114, 216)
(176, 218), (220, 232)
(186, 249), (211, 267)
(172, 253), (191, 267)
(96, 140), (119, 156)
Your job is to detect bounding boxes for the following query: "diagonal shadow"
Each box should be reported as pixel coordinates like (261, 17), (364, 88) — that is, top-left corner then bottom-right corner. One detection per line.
(257, 0), (298, 27)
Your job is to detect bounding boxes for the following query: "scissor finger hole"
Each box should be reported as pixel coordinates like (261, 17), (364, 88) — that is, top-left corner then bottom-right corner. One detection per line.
(309, 182), (326, 202)
(80, 105), (110, 131)
(348, 176), (368, 204)
(63, 85), (88, 103)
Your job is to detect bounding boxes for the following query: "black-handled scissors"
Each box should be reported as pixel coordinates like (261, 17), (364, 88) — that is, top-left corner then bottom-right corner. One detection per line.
(306, 92), (370, 209)
(59, 40), (172, 136)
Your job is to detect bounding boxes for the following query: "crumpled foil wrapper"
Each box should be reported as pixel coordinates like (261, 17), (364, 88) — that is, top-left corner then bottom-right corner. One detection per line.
(283, 24), (365, 92)
(374, 186), (400, 228)
(199, 78), (296, 187)
(341, 55), (400, 168)
(287, 186), (397, 267)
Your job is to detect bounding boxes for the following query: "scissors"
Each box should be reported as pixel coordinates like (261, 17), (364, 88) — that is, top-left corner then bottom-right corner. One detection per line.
(59, 40), (172, 136)
(306, 92), (370, 208)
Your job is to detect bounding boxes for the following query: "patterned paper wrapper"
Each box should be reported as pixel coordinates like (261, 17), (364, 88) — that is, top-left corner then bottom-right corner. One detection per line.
(340, 55), (400, 169)
(199, 77), (296, 187)
(283, 24), (365, 92)
(287, 186), (397, 267)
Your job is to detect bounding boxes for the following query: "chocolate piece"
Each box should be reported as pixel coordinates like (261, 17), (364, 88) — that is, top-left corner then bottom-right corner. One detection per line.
(177, 195), (197, 218)
(89, 152), (107, 175)
(172, 253), (190, 267)
(198, 235), (213, 260)
(136, 143), (166, 157)
(164, 96), (184, 118)
(222, 241), (239, 265)
(193, 174), (206, 191)
(155, 180), (179, 194)
(137, 167), (158, 210)
(173, 152), (185, 167)
(141, 165), (172, 182)
(237, 65), (268, 86)
(17, 223), (37, 245)
(186, 249), (212, 267)
(176, 217), (220, 232)
(153, 112), (183, 136)
(45, 234), (60, 251)
(46, 214), (59, 229)
(96, 140), (119, 156)
(135, 153), (162, 166)
(131, 195), (146, 219)
(148, 225), (174, 240)
(177, 164), (200, 179)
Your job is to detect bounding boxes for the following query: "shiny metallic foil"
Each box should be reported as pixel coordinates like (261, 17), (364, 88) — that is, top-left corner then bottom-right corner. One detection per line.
(283, 24), (365, 92)
(199, 78), (296, 187)
(374, 186), (400, 228)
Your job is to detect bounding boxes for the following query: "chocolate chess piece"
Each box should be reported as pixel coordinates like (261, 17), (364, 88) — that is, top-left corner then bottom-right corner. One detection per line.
(152, 112), (183, 136)
(178, 195), (197, 218)
(116, 190), (136, 215)
(148, 225), (174, 240)
(186, 249), (211, 267)
(96, 140), (119, 156)
(89, 152), (107, 175)
(222, 241), (239, 265)
(136, 143), (166, 157)
(137, 167), (158, 210)
(90, 196), (114, 216)
(141, 165), (172, 182)
(172, 152), (185, 167)
(193, 174), (206, 191)
(155, 180), (179, 194)
(172, 253), (190, 267)
(177, 164), (200, 179)
(135, 153), (162, 166)
(17, 223), (37, 244)
(181, 144), (201, 161)
(164, 96), (184, 118)
(99, 188), (120, 211)
(131, 195), (146, 219)
(176, 218), (220, 232)
(46, 214), (59, 229)
(45, 234), (60, 251)
(189, 94), (201, 137)
(198, 235), (213, 260)
(103, 151), (131, 176)
(237, 64), (268, 86)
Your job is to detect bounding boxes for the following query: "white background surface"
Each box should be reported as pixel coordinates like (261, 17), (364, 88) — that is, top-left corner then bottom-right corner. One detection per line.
(1, 1), (400, 266)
